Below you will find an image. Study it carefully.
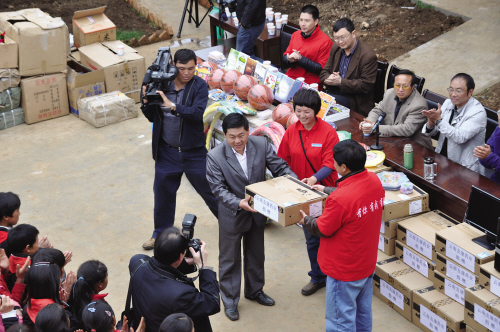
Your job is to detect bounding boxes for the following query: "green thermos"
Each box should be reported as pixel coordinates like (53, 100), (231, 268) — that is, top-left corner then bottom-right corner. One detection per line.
(404, 144), (413, 169)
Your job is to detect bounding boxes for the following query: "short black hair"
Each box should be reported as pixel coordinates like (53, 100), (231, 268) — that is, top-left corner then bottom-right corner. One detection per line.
(333, 17), (355, 33)
(293, 89), (321, 115)
(0, 192), (21, 219)
(300, 5), (319, 21)
(451, 73), (475, 92)
(33, 248), (65, 270)
(7, 224), (39, 254)
(25, 262), (62, 308)
(159, 313), (194, 332)
(395, 69), (416, 86)
(81, 300), (114, 332)
(35, 303), (71, 332)
(6, 324), (35, 332)
(174, 49), (197, 65)
(333, 140), (367, 172)
(222, 113), (249, 134)
(154, 227), (189, 266)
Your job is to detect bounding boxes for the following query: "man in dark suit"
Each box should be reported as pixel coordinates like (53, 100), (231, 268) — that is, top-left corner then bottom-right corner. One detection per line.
(206, 113), (296, 321)
(129, 227), (220, 332)
(320, 18), (378, 117)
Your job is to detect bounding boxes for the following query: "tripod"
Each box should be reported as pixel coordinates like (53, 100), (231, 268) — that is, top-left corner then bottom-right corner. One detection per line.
(177, 0), (214, 38)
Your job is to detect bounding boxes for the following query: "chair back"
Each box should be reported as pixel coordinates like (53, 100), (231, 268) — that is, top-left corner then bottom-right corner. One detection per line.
(374, 61), (388, 103)
(422, 89), (447, 111)
(387, 64), (425, 93)
(280, 24), (300, 71)
(485, 106), (499, 142)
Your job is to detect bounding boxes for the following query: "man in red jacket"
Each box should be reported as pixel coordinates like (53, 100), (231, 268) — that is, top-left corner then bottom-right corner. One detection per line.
(300, 139), (385, 331)
(282, 5), (333, 86)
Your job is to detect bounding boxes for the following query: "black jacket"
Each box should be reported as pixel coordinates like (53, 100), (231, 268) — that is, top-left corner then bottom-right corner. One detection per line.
(129, 254), (220, 332)
(236, 0), (266, 29)
(141, 75), (209, 159)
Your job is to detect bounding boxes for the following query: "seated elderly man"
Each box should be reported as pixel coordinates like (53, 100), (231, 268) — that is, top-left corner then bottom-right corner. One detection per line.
(422, 73), (486, 174)
(359, 69), (432, 149)
(475, 110), (500, 183)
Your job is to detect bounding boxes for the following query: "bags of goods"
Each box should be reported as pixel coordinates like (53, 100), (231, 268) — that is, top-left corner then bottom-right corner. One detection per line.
(0, 69), (20, 92)
(0, 107), (24, 130)
(0, 87), (21, 111)
(77, 91), (138, 128)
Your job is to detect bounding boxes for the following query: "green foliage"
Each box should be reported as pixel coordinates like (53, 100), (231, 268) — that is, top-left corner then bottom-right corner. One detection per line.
(415, 0), (434, 10)
(116, 30), (143, 42)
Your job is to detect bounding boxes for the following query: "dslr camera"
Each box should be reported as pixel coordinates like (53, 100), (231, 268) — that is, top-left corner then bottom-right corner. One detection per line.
(182, 214), (201, 257)
(141, 47), (179, 105)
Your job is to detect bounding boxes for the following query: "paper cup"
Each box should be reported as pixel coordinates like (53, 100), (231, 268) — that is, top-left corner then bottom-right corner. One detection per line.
(276, 18), (282, 29)
(362, 123), (371, 136)
(297, 77), (305, 82)
(263, 60), (271, 66)
(268, 26), (276, 36)
(267, 23), (274, 28)
(310, 83), (318, 90)
(267, 11), (274, 21)
(274, 12), (281, 19)
(282, 15), (288, 24)
(232, 12), (236, 18)
(117, 45), (124, 56)
(266, 7), (272, 13)
(233, 18), (239, 26)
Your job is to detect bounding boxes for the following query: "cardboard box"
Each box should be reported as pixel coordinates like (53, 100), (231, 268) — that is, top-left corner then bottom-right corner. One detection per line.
(413, 286), (466, 332)
(77, 91), (138, 128)
(20, 73), (69, 124)
(0, 9), (69, 76)
(397, 210), (459, 261)
(373, 257), (434, 321)
(381, 215), (412, 240)
(435, 252), (479, 288)
(436, 223), (495, 275)
(434, 271), (467, 305)
(479, 261), (500, 298)
(379, 233), (396, 256)
(72, 7), (116, 48)
(0, 36), (18, 69)
(78, 41), (146, 102)
(377, 250), (393, 262)
(0, 68), (20, 92)
(464, 285), (500, 332)
(382, 185), (429, 221)
(395, 241), (436, 282)
(466, 325), (478, 332)
(66, 60), (105, 117)
(245, 175), (328, 226)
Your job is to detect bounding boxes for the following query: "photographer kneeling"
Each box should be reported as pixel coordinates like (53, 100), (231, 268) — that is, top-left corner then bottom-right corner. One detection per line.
(128, 227), (220, 332)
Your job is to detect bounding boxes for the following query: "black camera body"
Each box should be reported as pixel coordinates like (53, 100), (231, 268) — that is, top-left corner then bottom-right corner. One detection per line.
(182, 214), (201, 256)
(141, 47), (179, 105)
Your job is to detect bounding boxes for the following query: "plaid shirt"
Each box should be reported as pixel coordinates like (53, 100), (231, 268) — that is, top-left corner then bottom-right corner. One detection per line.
(338, 39), (358, 79)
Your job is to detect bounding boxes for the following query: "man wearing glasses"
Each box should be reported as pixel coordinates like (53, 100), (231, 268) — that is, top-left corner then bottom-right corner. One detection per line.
(359, 69), (432, 149)
(320, 17), (377, 116)
(422, 73), (487, 174)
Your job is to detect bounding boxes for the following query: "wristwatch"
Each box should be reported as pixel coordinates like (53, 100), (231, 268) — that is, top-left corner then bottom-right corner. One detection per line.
(170, 102), (176, 111)
(435, 119), (442, 127)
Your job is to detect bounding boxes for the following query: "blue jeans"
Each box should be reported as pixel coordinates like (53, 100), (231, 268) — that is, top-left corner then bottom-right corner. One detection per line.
(325, 274), (374, 332)
(303, 226), (327, 283)
(236, 23), (265, 59)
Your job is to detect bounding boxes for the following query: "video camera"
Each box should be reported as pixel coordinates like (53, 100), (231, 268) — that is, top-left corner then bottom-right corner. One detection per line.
(141, 47), (179, 105)
(182, 214), (201, 257)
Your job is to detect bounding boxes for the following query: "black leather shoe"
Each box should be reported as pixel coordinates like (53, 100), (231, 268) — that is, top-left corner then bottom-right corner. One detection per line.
(225, 308), (239, 321)
(245, 291), (275, 306)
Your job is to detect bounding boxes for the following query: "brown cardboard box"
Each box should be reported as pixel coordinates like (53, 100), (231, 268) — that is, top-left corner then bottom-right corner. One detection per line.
(0, 69), (21, 92)
(434, 271), (467, 305)
(78, 41), (146, 102)
(464, 285), (500, 332)
(72, 7), (116, 48)
(0, 36), (18, 69)
(466, 326), (478, 332)
(413, 286), (466, 332)
(397, 210), (459, 261)
(20, 73), (69, 124)
(435, 223), (495, 275)
(245, 175), (328, 226)
(0, 9), (69, 76)
(395, 241), (436, 282)
(66, 60), (105, 117)
(435, 252), (479, 288)
(381, 214), (419, 240)
(373, 257), (434, 321)
(379, 233), (396, 256)
(382, 185), (429, 221)
(479, 261), (500, 298)
(377, 250), (393, 262)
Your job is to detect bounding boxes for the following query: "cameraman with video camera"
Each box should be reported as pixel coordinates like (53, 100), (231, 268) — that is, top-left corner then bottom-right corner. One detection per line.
(128, 219), (220, 332)
(141, 48), (218, 250)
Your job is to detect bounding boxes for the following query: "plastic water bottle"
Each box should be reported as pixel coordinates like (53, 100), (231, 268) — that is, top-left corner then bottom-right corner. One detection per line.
(404, 144), (413, 169)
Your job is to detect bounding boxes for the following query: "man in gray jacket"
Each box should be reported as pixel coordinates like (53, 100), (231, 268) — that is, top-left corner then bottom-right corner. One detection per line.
(360, 69), (432, 149)
(422, 73), (486, 174)
(206, 113), (296, 321)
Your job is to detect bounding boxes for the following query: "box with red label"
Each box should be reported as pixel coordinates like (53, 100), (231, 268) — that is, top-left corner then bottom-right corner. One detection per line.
(72, 7), (116, 48)
(20, 73), (69, 124)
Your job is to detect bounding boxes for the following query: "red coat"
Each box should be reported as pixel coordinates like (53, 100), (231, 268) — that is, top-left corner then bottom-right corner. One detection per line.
(277, 118), (339, 187)
(316, 170), (385, 281)
(284, 26), (333, 85)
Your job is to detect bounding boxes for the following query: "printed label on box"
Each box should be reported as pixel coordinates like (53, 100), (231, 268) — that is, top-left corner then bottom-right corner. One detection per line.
(444, 278), (464, 305)
(420, 306), (446, 332)
(409, 199), (423, 215)
(403, 247), (428, 278)
(379, 234), (384, 251)
(446, 260), (475, 288)
(380, 220), (385, 233)
(407, 230), (433, 260)
(398, 194), (410, 200)
(380, 279), (404, 310)
(491, 275), (500, 298)
(254, 195), (279, 222)
(309, 201), (322, 218)
(446, 240), (475, 273)
(474, 303), (500, 331)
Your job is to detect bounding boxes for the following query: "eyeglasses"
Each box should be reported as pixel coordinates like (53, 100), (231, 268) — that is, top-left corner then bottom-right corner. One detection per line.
(333, 33), (351, 42)
(447, 88), (465, 94)
(394, 83), (411, 90)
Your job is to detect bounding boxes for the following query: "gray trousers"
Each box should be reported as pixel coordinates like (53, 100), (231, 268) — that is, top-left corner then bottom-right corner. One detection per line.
(218, 222), (266, 310)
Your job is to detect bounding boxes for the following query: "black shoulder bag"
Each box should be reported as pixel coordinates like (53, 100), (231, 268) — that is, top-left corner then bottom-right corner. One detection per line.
(299, 131), (324, 186)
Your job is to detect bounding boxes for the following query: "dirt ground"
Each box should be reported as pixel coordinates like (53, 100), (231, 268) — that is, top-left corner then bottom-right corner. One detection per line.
(267, 0), (463, 62)
(476, 82), (500, 111)
(0, 0), (157, 36)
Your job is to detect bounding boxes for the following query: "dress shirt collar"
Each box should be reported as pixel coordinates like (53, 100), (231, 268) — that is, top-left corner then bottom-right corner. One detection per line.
(231, 145), (247, 156)
(341, 38), (358, 57)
